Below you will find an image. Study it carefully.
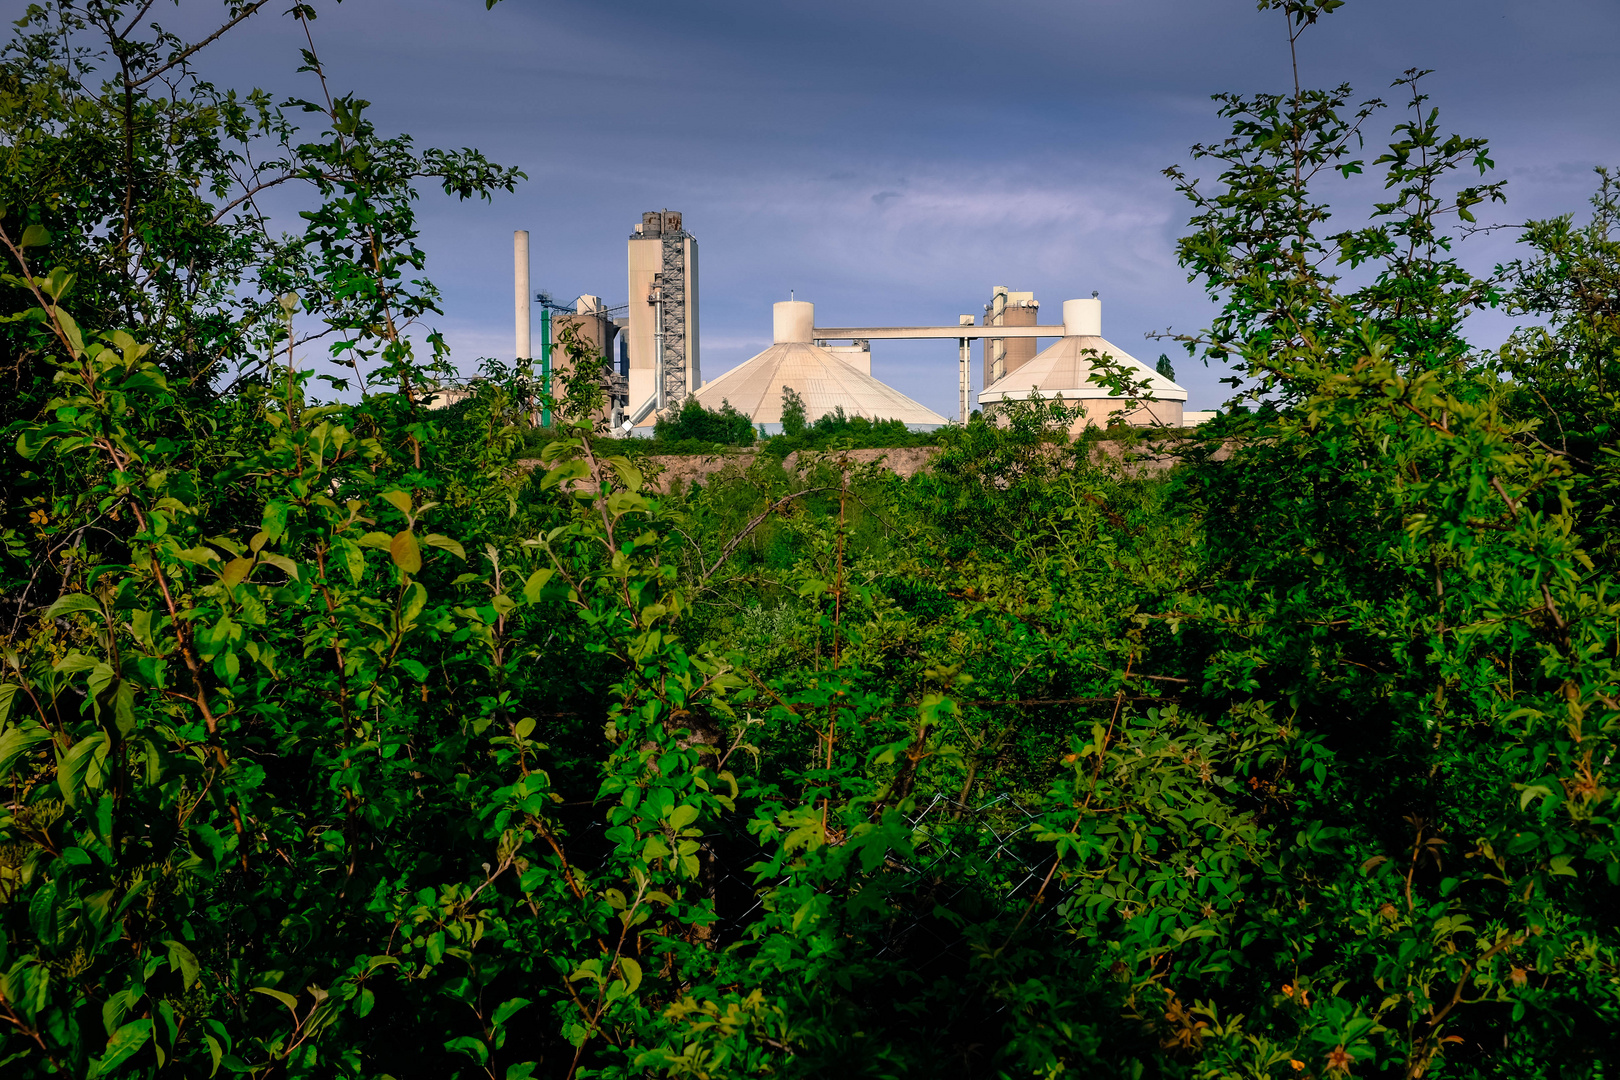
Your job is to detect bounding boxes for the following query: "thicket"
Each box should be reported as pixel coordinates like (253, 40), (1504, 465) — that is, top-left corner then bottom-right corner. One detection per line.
(653, 398), (756, 449)
(761, 392), (940, 460)
(1, 2), (1618, 1079)
(512, 393), (941, 465)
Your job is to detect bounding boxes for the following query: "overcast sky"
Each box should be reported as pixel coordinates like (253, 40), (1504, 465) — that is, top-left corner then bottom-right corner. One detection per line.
(174, 0), (1620, 416)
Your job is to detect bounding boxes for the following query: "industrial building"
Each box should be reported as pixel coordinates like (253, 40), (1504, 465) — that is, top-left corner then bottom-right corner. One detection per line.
(978, 298), (1187, 428)
(982, 287), (1039, 387)
(693, 301), (947, 432)
(507, 212), (1199, 435)
(625, 210), (699, 428)
(544, 294), (628, 427)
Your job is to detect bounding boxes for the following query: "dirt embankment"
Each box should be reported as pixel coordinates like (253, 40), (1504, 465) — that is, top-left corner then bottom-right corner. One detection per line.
(1091, 438), (1236, 476)
(514, 439), (1233, 491)
(514, 445), (943, 492)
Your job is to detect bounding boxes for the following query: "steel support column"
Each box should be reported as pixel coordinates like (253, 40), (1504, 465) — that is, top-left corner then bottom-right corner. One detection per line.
(958, 336), (971, 422)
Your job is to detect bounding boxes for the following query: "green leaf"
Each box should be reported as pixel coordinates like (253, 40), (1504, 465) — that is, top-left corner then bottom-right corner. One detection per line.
(91, 1019), (152, 1077)
(108, 329), (149, 363)
(606, 455), (643, 492)
(668, 804), (700, 830)
(19, 224), (51, 248)
(0, 721), (49, 778)
(58, 732), (107, 808)
(101, 988), (141, 1038)
(381, 490), (413, 516)
(1519, 784), (1553, 811)
(541, 459), (589, 491)
(257, 552), (299, 579)
(492, 996), (531, 1027)
(166, 940), (201, 989)
(422, 533), (465, 559)
(50, 304), (84, 354)
(521, 569), (554, 603)
(616, 957), (642, 993)
(340, 538), (365, 584)
(390, 530), (421, 575)
(120, 370), (168, 393)
(260, 501), (290, 543)
(251, 987), (299, 1013)
(401, 582), (428, 626)
(444, 1036), (488, 1065)
(45, 593), (102, 619)
(110, 679), (136, 738)
(607, 490), (650, 518)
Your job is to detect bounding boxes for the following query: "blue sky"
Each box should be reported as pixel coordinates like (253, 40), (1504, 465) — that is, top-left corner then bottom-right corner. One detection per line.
(187, 0), (1620, 417)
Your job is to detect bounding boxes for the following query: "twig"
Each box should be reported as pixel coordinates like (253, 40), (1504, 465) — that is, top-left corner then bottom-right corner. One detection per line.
(128, 1), (272, 88)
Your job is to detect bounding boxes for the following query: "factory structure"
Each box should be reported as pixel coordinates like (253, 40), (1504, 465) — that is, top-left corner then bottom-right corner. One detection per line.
(694, 301), (947, 431)
(508, 210), (1204, 435)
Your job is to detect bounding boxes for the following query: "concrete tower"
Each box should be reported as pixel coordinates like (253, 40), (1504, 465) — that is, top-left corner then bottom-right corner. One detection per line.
(626, 210), (700, 424)
(981, 286), (1039, 388)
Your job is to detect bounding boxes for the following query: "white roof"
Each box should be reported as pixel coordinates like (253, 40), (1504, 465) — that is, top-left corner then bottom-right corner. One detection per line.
(978, 335), (1187, 405)
(695, 341), (948, 426)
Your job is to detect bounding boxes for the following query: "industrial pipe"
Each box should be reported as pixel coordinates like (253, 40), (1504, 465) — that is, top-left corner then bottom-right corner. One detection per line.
(653, 281), (666, 414)
(540, 307), (552, 428)
(621, 392), (659, 433)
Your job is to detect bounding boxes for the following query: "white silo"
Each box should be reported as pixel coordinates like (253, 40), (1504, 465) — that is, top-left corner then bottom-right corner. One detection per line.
(694, 301), (948, 432)
(977, 298), (1187, 428)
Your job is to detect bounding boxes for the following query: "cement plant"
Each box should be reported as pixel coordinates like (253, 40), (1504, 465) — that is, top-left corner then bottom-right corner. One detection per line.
(508, 211), (1213, 435)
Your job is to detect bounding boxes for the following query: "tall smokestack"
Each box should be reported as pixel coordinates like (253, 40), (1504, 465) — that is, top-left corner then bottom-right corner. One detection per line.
(514, 230), (531, 360)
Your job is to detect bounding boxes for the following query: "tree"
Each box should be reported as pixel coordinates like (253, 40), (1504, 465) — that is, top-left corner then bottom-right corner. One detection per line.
(779, 385), (807, 436)
(653, 395), (756, 446)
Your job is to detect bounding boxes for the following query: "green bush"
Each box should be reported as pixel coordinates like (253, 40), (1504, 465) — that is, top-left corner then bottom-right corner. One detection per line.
(654, 396), (756, 447)
(764, 395), (941, 459)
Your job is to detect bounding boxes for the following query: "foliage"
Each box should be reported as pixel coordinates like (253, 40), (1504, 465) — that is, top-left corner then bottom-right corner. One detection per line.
(762, 402), (940, 460)
(1, 2), (1618, 1079)
(654, 397), (755, 448)
(778, 386), (807, 438)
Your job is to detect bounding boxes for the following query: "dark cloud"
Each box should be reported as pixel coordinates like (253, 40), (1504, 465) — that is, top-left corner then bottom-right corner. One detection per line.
(168, 0), (1620, 415)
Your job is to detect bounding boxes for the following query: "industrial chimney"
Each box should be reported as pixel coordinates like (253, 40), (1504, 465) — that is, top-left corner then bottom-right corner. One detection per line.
(514, 229), (530, 361)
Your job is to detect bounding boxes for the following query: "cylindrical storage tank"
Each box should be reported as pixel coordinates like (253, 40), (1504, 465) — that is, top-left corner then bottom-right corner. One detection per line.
(1063, 297), (1101, 337)
(1002, 297), (1038, 374)
(773, 300), (815, 343)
